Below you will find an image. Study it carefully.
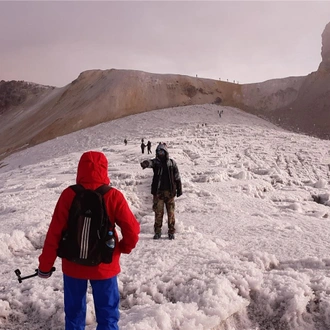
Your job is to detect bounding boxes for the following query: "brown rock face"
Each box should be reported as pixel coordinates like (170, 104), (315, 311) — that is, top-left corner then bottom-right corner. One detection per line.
(257, 21), (330, 139)
(0, 80), (54, 114)
(318, 22), (330, 72)
(0, 70), (242, 160)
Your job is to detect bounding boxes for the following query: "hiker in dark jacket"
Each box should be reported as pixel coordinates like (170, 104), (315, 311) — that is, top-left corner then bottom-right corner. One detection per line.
(140, 143), (182, 240)
(141, 140), (146, 154)
(147, 141), (152, 154)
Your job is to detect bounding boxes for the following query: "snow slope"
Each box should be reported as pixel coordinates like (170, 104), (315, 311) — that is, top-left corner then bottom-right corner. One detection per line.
(1, 104), (330, 330)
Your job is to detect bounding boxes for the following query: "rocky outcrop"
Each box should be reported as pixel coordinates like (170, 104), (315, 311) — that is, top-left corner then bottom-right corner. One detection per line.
(262, 22), (330, 139)
(318, 22), (330, 72)
(0, 80), (54, 114)
(266, 70), (330, 139)
(233, 76), (305, 113)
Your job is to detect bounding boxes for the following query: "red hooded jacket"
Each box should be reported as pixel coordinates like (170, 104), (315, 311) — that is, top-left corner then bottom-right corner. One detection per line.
(38, 151), (140, 280)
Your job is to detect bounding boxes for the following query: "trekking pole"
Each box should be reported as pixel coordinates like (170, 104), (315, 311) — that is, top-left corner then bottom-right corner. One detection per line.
(14, 267), (56, 284)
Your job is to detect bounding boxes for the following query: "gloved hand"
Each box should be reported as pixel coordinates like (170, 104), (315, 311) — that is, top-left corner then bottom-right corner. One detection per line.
(38, 268), (53, 279)
(140, 160), (149, 169)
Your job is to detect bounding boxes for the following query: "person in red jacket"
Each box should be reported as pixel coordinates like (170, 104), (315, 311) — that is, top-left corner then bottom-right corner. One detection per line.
(38, 151), (140, 330)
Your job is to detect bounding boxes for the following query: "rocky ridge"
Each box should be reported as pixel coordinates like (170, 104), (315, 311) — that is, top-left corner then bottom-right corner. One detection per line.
(0, 22), (329, 161)
(319, 22), (330, 73)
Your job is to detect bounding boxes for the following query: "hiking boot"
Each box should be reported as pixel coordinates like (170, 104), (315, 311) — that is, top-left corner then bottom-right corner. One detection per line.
(153, 233), (161, 240)
(168, 233), (175, 240)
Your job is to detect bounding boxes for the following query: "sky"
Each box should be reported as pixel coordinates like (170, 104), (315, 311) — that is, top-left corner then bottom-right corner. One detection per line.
(1, 104), (330, 329)
(1, 1), (330, 87)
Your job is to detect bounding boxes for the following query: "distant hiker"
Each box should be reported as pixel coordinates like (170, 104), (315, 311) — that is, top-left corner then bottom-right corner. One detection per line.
(147, 141), (152, 154)
(140, 143), (182, 240)
(218, 110), (224, 118)
(141, 141), (146, 154)
(124, 138), (127, 146)
(38, 151), (140, 330)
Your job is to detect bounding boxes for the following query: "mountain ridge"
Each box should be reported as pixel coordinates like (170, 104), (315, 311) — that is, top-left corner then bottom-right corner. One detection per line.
(1, 22), (329, 161)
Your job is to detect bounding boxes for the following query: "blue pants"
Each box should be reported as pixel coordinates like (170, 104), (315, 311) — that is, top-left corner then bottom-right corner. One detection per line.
(63, 274), (119, 330)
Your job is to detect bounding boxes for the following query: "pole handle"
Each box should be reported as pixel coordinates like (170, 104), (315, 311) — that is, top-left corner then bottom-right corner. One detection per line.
(14, 267), (56, 283)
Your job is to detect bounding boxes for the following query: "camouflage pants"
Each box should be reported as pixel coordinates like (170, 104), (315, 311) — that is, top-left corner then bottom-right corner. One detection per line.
(153, 191), (175, 235)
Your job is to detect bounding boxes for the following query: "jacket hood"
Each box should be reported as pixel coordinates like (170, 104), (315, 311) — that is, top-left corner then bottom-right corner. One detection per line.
(76, 151), (110, 186)
(156, 143), (169, 160)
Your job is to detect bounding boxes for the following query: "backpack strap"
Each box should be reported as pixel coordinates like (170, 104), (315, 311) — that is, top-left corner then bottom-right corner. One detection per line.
(95, 185), (112, 196)
(95, 185), (114, 230)
(69, 184), (85, 194)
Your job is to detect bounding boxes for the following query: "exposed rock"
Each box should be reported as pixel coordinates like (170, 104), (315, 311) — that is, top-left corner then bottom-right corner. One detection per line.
(274, 70), (330, 138)
(0, 70), (242, 159)
(234, 76), (305, 113)
(264, 22), (330, 139)
(318, 22), (330, 72)
(0, 80), (54, 115)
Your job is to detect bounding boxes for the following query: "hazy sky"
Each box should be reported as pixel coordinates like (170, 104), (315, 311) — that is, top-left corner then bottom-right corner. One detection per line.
(1, 1), (330, 87)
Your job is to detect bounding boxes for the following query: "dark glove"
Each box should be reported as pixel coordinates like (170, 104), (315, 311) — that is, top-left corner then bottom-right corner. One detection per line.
(140, 160), (149, 169)
(176, 190), (182, 197)
(38, 268), (53, 279)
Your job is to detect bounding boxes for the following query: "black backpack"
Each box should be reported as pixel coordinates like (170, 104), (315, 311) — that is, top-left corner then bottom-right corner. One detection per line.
(57, 184), (115, 266)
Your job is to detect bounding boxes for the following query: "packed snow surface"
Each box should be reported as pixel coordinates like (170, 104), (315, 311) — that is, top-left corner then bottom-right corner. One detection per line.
(1, 104), (330, 330)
